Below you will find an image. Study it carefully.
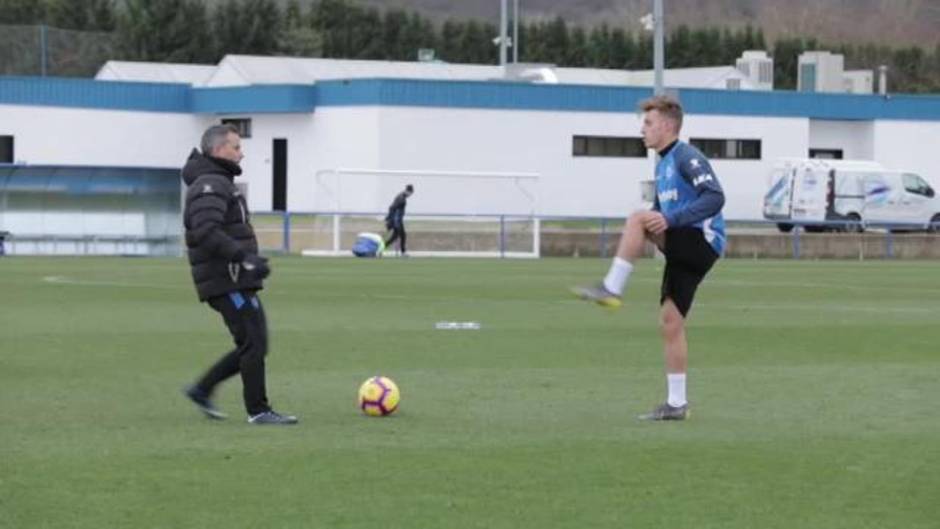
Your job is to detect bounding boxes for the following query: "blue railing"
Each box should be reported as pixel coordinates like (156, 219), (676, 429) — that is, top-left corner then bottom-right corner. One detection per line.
(251, 211), (939, 260)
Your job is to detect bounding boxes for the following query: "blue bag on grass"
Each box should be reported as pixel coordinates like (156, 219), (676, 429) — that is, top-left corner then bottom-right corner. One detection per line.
(351, 232), (385, 257)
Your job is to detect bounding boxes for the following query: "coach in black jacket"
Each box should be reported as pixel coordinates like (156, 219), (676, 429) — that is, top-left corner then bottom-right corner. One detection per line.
(181, 124), (297, 425)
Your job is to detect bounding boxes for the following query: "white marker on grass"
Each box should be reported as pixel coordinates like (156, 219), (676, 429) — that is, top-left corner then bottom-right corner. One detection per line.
(434, 321), (481, 330)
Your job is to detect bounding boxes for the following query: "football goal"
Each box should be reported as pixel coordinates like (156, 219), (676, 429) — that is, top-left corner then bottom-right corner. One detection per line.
(300, 168), (540, 258)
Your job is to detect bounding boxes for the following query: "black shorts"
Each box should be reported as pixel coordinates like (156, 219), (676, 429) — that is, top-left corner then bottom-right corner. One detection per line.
(659, 227), (718, 317)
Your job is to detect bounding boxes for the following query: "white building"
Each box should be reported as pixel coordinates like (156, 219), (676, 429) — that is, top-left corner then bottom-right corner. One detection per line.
(798, 51), (874, 94)
(735, 51), (774, 91)
(2, 55), (939, 228)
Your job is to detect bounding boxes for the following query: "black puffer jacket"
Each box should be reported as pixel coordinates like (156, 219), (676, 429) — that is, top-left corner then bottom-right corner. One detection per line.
(181, 149), (264, 301)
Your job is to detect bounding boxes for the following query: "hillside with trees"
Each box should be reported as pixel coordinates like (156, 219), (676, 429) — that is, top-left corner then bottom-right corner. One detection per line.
(1, 0), (938, 92)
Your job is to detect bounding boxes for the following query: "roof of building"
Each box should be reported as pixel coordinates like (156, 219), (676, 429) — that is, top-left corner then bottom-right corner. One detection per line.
(96, 55), (754, 91)
(95, 61), (217, 85)
(4, 75), (940, 121)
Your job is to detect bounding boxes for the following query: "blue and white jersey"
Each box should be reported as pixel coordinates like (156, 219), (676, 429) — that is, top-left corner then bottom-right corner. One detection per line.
(653, 141), (726, 255)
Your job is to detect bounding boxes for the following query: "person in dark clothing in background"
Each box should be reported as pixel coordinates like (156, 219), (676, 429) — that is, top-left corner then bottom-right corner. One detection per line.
(384, 184), (414, 255)
(180, 124), (297, 425)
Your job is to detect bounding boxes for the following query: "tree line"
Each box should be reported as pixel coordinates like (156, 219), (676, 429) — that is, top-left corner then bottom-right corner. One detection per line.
(1, 0), (939, 92)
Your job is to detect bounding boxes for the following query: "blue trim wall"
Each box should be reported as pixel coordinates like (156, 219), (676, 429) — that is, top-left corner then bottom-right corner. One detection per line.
(314, 78), (654, 113)
(2, 75), (940, 121)
(0, 76), (190, 112)
(315, 78), (940, 121)
(191, 85), (316, 113)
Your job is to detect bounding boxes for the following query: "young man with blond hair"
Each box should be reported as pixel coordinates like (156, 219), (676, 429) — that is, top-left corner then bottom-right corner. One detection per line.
(574, 95), (726, 420)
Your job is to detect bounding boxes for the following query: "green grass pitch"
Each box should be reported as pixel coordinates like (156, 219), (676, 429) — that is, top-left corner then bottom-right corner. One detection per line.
(1, 256), (938, 528)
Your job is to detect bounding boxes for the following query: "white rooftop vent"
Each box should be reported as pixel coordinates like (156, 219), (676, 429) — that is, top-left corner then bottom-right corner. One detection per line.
(735, 50), (773, 90)
(501, 63), (559, 84)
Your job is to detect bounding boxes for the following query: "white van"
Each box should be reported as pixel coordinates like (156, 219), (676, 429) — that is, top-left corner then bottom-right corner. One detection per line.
(762, 158), (940, 232)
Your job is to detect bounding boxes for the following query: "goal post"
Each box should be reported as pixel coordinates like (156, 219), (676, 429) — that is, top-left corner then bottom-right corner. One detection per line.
(300, 168), (541, 258)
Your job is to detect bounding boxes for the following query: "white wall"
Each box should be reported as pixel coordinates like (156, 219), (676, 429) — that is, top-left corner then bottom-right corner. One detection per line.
(375, 106), (647, 218)
(0, 104), (200, 167)
(370, 108), (807, 220)
(872, 120), (940, 186)
(192, 110), (383, 212)
(682, 114), (808, 220)
(809, 120), (874, 159)
(217, 107), (812, 220)
(5, 102), (939, 224)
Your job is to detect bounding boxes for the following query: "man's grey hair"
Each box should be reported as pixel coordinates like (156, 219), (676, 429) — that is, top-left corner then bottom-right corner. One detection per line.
(200, 124), (239, 155)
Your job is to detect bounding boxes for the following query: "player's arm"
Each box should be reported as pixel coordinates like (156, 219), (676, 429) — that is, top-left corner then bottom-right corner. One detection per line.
(186, 175), (244, 262)
(663, 154), (725, 228)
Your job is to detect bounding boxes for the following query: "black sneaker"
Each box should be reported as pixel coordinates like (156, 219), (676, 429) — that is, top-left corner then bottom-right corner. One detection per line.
(183, 385), (227, 420)
(638, 402), (689, 421)
(247, 410), (299, 425)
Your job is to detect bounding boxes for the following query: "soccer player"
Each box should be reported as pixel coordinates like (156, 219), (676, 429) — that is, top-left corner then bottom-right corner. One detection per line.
(180, 124), (297, 425)
(384, 184), (414, 255)
(573, 95), (726, 421)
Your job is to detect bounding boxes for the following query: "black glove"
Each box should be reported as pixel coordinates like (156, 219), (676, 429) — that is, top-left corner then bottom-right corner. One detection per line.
(241, 254), (271, 280)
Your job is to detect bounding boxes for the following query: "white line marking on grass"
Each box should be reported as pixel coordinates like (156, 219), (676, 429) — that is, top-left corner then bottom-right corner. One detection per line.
(710, 279), (940, 295)
(41, 276), (184, 290)
(697, 302), (932, 314)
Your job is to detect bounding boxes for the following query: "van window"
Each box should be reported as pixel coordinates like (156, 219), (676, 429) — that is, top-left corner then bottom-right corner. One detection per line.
(902, 173), (934, 197)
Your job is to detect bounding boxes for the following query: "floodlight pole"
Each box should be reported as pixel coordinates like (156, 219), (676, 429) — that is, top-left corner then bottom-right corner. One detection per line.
(653, 0), (664, 95)
(39, 24), (48, 76)
(499, 0), (509, 66)
(513, 0), (519, 63)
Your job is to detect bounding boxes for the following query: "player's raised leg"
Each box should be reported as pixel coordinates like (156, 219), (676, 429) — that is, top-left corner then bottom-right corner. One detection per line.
(571, 210), (664, 308)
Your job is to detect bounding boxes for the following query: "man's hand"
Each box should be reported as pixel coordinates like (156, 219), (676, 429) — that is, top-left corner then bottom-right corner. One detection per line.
(642, 212), (669, 235)
(241, 254), (271, 280)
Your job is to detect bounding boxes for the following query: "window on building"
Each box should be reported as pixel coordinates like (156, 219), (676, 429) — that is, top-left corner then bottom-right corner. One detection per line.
(758, 62), (773, 84)
(572, 136), (646, 158)
(221, 118), (252, 138)
(809, 148), (843, 159)
(725, 78), (741, 90)
(690, 138), (761, 160)
(799, 63), (817, 92)
(0, 136), (12, 163)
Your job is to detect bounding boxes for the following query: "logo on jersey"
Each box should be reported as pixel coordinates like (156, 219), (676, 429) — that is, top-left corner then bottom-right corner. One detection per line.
(658, 188), (678, 203)
(692, 173), (714, 186)
(690, 158), (701, 169)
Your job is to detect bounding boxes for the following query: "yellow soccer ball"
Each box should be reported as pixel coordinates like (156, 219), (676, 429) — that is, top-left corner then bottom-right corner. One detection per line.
(358, 376), (400, 416)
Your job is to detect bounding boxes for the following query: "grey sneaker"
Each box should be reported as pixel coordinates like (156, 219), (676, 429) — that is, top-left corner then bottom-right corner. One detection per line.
(248, 410), (299, 425)
(638, 402), (689, 421)
(183, 385), (227, 420)
(570, 283), (622, 309)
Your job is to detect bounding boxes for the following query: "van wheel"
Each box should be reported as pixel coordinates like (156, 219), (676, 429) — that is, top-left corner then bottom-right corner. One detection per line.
(929, 214), (940, 233)
(844, 213), (864, 233)
(777, 223), (794, 233)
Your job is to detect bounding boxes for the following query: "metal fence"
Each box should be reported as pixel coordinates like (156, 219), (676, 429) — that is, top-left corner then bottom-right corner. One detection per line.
(248, 212), (940, 260)
(0, 24), (116, 77)
(2, 210), (938, 259)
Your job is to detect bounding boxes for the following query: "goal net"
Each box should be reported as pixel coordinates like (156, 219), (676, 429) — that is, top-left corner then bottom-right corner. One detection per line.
(300, 168), (540, 258)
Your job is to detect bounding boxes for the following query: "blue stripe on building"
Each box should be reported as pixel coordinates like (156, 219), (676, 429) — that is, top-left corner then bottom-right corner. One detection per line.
(191, 84), (316, 113)
(0, 75), (190, 112)
(2, 75), (940, 121)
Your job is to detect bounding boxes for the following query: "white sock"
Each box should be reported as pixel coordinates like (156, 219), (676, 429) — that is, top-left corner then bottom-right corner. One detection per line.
(602, 257), (633, 295)
(667, 373), (687, 407)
